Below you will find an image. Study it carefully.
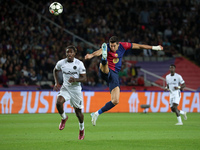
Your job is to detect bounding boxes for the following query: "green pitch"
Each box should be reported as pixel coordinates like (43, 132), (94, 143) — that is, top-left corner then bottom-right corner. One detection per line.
(0, 113), (200, 150)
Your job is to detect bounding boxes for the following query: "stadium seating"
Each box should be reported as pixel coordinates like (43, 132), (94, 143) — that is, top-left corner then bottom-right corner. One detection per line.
(136, 58), (175, 82)
(172, 57), (200, 90)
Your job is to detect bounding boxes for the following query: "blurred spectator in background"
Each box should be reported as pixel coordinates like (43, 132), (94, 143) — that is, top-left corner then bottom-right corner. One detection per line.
(129, 64), (140, 78)
(37, 70), (44, 82)
(86, 45), (94, 54)
(127, 77), (138, 86)
(19, 71), (28, 86)
(137, 75), (145, 86)
(119, 64), (129, 85)
(0, 70), (8, 87)
(30, 70), (37, 85)
(14, 65), (21, 85)
(86, 58), (99, 86)
(0, 63), (3, 76)
(143, 48), (152, 57)
(7, 65), (15, 81)
(164, 26), (172, 39)
(21, 66), (29, 77)
(0, 54), (7, 64)
(139, 7), (150, 26)
(195, 43), (200, 65)
(131, 87), (136, 93)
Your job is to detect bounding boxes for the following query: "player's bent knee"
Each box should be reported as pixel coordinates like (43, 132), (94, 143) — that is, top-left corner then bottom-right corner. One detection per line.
(111, 99), (119, 105)
(171, 106), (176, 112)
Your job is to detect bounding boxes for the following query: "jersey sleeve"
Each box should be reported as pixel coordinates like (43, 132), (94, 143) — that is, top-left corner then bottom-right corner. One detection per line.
(55, 60), (62, 70)
(120, 42), (132, 50)
(179, 75), (185, 84)
(79, 61), (86, 74)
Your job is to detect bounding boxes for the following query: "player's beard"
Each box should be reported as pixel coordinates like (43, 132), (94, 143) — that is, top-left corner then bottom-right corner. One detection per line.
(67, 56), (74, 62)
(170, 71), (175, 75)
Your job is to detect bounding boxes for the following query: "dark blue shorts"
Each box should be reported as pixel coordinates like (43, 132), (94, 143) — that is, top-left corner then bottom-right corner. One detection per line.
(99, 69), (120, 92)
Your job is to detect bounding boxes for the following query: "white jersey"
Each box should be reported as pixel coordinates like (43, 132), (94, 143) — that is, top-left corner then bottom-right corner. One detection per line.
(166, 73), (185, 97)
(55, 58), (86, 89)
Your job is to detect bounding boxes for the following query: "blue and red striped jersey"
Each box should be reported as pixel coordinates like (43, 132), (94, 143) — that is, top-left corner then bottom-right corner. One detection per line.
(106, 42), (132, 73)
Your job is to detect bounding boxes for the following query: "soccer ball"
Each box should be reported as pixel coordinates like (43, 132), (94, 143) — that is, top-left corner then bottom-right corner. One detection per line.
(49, 2), (63, 15)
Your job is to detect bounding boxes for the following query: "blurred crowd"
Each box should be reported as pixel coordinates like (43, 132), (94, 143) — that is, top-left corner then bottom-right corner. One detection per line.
(0, 0), (200, 88)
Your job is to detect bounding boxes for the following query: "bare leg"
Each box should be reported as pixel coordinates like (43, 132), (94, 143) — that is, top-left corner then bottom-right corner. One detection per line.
(74, 108), (84, 123)
(100, 63), (109, 74)
(56, 96), (65, 114)
(171, 103), (180, 117)
(57, 96), (68, 130)
(171, 103), (183, 124)
(111, 86), (120, 105)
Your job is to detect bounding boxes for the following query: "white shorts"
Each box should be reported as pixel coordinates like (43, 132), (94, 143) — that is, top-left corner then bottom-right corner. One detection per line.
(57, 86), (83, 109)
(169, 96), (181, 107)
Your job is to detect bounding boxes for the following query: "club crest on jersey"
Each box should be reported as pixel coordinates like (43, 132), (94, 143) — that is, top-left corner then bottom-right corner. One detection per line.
(73, 66), (77, 70)
(115, 53), (118, 57)
(113, 58), (119, 64)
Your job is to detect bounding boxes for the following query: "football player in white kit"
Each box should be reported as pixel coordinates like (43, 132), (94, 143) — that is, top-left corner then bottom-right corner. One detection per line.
(165, 64), (187, 125)
(53, 45), (87, 140)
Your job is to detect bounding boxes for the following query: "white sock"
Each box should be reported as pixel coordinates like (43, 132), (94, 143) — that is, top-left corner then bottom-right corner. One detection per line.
(79, 122), (84, 131)
(60, 112), (66, 120)
(177, 116), (182, 123)
(95, 111), (99, 116)
(180, 110), (184, 115)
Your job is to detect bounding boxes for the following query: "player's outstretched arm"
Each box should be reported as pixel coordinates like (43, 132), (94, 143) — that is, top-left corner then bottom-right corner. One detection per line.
(85, 49), (102, 60)
(132, 43), (163, 51)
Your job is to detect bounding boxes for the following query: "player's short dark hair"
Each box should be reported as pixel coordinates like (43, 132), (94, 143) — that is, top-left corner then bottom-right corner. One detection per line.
(109, 36), (119, 44)
(66, 45), (77, 53)
(170, 64), (176, 68)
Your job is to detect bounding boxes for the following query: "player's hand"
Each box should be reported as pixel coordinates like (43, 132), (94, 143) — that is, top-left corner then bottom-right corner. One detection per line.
(159, 45), (163, 50)
(164, 88), (169, 92)
(174, 86), (181, 90)
(152, 45), (163, 51)
(68, 77), (76, 83)
(85, 54), (93, 60)
(53, 83), (61, 91)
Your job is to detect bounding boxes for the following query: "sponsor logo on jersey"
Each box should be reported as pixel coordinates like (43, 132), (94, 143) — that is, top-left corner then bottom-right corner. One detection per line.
(113, 58), (119, 64)
(63, 71), (78, 75)
(169, 83), (176, 85)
